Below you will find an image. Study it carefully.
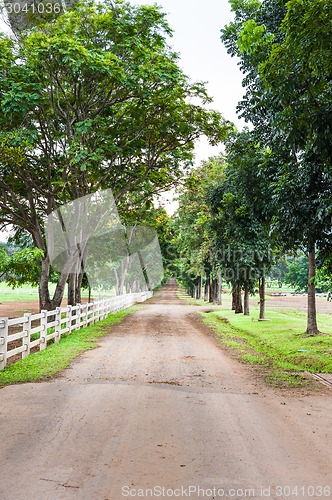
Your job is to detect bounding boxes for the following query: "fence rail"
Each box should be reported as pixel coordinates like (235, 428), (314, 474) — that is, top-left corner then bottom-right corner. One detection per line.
(0, 291), (153, 370)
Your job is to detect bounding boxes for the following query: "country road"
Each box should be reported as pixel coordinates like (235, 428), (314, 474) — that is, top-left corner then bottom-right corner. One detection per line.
(0, 280), (331, 500)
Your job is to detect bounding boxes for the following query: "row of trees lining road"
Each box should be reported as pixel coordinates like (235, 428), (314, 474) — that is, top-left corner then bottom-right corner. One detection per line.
(0, 0), (231, 310)
(172, 0), (332, 335)
(173, 155), (226, 307)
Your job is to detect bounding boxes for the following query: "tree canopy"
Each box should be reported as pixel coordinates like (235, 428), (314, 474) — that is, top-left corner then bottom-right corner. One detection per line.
(0, 0), (231, 309)
(220, 0), (332, 333)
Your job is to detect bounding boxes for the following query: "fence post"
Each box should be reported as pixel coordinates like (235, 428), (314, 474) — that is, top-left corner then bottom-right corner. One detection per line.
(84, 303), (88, 327)
(96, 300), (100, 322)
(76, 304), (81, 330)
(22, 313), (31, 359)
(0, 318), (8, 370)
(54, 307), (62, 343)
(40, 310), (47, 351)
(66, 305), (72, 333)
(90, 302), (95, 325)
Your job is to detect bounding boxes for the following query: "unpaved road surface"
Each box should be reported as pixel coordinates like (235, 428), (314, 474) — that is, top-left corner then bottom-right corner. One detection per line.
(0, 280), (331, 500)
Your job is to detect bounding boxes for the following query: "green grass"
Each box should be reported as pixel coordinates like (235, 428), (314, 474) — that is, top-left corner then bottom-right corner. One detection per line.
(177, 288), (332, 388)
(0, 283), (115, 302)
(199, 307), (332, 388)
(0, 283), (40, 302)
(0, 306), (139, 388)
(0, 283), (91, 302)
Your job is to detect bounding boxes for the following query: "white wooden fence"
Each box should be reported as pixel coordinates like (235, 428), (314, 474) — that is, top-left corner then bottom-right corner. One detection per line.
(0, 291), (153, 370)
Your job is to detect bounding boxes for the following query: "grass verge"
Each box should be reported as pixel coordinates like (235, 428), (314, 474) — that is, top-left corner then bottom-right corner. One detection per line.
(177, 288), (332, 388)
(0, 306), (139, 388)
(199, 308), (332, 388)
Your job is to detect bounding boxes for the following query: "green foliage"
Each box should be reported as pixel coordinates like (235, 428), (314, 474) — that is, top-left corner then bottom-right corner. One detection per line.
(0, 247), (44, 287)
(260, 0), (332, 158)
(0, 0), (231, 308)
(268, 257), (289, 287)
(210, 129), (275, 289)
(173, 155), (227, 288)
(153, 208), (178, 278)
(284, 256), (309, 293)
(237, 19), (274, 54)
(220, 0), (332, 332)
(285, 255), (329, 294)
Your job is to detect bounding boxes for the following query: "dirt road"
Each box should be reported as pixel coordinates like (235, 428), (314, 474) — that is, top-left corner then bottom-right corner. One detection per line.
(0, 280), (331, 500)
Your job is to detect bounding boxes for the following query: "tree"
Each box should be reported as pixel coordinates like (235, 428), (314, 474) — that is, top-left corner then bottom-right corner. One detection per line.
(153, 207), (178, 280)
(259, 0), (332, 163)
(210, 130), (275, 318)
(269, 257), (289, 288)
(174, 180), (211, 298)
(285, 255), (329, 294)
(0, 247), (43, 287)
(259, 0), (332, 333)
(221, 0), (332, 333)
(173, 155), (227, 302)
(0, 0), (230, 309)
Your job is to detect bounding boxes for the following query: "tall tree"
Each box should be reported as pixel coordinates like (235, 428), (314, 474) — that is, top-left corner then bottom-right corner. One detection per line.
(210, 130), (275, 318)
(221, 0), (332, 333)
(0, 0), (230, 309)
(173, 155), (227, 302)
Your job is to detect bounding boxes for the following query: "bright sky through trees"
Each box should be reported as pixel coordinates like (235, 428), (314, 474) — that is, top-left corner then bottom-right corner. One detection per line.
(132, 0), (245, 162)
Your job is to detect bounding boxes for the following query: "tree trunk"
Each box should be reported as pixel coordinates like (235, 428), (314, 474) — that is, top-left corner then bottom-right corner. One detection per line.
(68, 273), (76, 306)
(217, 268), (222, 305)
(204, 273), (210, 301)
(209, 279), (213, 303)
(306, 249), (320, 334)
(244, 283), (250, 316)
(199, 273), (203, 299)
(234, 285), (243, 314)
(88, 285), (91, 303)
(113, 268), (120, 295)
(232, 283), (236, 310)
(39, 254), (70, 311)
(75, 272), (83, 305)
(259, 276), (265, 320)
(212, 278), (218, 305)
(39, 255), (52, 311)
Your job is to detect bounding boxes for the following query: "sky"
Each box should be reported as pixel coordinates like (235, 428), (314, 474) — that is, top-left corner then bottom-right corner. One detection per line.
(133, 0), (245, 163)
(131, 0), (246, 212)
(0, 0), (245, 239)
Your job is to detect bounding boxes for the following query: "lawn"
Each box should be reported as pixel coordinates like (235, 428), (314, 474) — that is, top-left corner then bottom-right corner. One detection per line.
(0, 306), (139, 388)
(177, 289), (332, 388)
(0, 283), (40, 302)
(0, 282), (116, 302)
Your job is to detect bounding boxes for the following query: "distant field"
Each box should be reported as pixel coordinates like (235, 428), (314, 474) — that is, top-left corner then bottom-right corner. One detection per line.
(0, 283), (40, 302)
(0, 283), (81, 302)
(222, 281), (296, 293)
(0, 280), (301, 303)
(0, 283), (115, 303)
